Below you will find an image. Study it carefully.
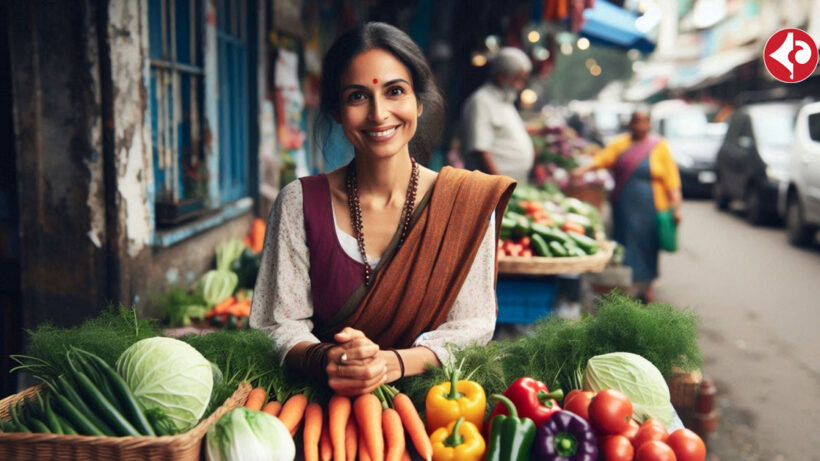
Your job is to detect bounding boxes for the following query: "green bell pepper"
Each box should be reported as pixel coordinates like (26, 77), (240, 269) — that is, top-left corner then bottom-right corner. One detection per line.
(484, 394), (536, 461)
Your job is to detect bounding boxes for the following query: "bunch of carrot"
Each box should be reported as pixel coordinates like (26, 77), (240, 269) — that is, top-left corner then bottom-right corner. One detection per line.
(242, 385), (432, 461)
(204, 296), (252, 324)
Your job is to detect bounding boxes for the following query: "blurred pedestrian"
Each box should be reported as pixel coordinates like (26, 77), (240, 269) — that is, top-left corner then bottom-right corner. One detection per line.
(572, 110), (682, 302)
(461, 47), (535, 182)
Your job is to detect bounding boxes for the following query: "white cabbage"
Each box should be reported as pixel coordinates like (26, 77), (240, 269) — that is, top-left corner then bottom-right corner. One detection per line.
(206, 408), (295, 461)
(117, 337), (213, 432)
(583, 352), (674, 427)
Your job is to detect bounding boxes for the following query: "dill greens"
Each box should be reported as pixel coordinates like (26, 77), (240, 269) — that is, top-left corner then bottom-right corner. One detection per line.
(14, 306), (159, 378)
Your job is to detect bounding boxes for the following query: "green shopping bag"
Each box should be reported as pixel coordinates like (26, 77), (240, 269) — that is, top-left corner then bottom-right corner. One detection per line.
(657, 209), (678, 252)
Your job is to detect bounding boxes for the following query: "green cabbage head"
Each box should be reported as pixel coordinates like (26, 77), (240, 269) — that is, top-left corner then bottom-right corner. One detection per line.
(117, 337), (214, 432)
(583, 352), (674, 427)
(206, 407), (295, 461)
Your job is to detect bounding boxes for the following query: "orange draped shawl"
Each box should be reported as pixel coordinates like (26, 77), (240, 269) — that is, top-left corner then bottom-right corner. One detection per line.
(314, 167), (516, 348)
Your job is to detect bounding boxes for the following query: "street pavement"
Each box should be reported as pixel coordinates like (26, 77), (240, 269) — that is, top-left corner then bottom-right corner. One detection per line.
(656, 200), (820, 461)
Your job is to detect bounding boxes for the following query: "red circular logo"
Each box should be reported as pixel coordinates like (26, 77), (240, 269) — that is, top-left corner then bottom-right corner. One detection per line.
(764, 28), (818, 83)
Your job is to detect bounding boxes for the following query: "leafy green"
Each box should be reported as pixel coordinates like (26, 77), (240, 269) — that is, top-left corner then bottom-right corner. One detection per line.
(155, 286), (208, 327)
(117, 337), (214, 433)
(197, 270), (239, 307)
(206, 407), (295, 461)
(216, 239), (247, 272)
(14, 306), (159, 378)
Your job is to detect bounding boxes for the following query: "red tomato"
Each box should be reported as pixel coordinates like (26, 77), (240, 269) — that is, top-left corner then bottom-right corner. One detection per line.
(666, 429), (706, 461)
(603, 435), (635, 461)
(563, 390), (593, 421)
(636, 441), (677, 461)
(520, 249), (533, 258)
(640, 419), (667, 431)
(633, 424), (669, 449)
(519, 236), (531, 247)
(620, 419), (640, 442)
(588, 389), (633, 435)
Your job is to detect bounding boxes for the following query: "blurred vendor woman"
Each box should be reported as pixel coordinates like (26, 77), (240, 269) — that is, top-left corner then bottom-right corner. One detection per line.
(250, 23), (515, 396)
(573, 111), (682, 302)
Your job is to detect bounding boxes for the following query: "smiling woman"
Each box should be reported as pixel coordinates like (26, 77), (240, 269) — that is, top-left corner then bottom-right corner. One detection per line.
(250, 22), (517, 397)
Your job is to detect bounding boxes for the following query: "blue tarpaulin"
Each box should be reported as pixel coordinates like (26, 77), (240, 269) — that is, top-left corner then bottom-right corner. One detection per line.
(579, 0), (656, 54)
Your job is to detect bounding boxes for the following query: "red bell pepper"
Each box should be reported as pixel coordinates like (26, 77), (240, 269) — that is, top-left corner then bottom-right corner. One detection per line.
(484, 377), (564, 435)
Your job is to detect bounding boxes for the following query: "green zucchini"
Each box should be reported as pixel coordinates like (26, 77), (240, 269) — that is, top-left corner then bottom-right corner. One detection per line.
(567, 232), (599, 254)
(549, 241), (569, 257)
(531, 224), (572, 245)
(76, 350), (155, 436)
(531, 233), (552, 257)
(57, 414), (78, 435)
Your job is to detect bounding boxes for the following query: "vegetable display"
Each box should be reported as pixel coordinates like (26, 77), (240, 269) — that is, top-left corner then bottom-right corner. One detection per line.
(206, 407), (295, 461)
(117, 337), (214, 432)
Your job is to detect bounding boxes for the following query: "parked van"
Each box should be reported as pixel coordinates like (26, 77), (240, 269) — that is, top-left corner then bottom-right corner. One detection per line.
(780, 102), (820, 246)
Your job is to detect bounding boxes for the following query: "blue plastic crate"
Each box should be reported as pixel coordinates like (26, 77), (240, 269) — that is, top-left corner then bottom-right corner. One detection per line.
(496, 278), (556, 324)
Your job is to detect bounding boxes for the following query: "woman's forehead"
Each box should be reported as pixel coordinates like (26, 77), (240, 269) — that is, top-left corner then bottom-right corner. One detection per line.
(341, 49), (412, 87)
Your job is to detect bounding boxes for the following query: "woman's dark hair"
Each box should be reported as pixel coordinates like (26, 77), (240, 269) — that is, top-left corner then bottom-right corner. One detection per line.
(317, 22), (445, 164)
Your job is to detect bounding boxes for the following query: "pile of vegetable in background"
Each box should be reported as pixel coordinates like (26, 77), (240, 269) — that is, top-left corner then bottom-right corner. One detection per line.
(500, 185), (605, 258)
(158, 218), (266, 329)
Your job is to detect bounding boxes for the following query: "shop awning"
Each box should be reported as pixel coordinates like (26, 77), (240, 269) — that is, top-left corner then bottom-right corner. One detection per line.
(669, 46), (759, 90)
(579, 0), (656, 54)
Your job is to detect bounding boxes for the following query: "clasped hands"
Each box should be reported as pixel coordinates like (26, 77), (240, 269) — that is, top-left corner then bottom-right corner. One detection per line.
(325, 327), (390, 396)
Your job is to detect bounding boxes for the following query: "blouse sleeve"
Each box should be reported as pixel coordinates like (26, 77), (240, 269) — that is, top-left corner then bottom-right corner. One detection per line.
(592, 134), (629, 169)
(657, 140), (682, 191)
(412, 214), (498, 365)
(249, 181), (319, 365)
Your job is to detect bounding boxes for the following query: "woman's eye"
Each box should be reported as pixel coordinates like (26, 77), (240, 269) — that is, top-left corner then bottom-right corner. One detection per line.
(346, 91), (367, 103)
(387, 86), (406, 97)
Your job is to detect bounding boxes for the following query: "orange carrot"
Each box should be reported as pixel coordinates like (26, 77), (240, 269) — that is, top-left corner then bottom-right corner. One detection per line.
(358, 429), (372, 461)
(262, 400), (282, 416)
(393, 393), (432, 461)
(382, 408), (405, 461)
(244, 387), (267, 411)
(345, 415), (358, 460)
(251, 218), (266, 253)
(227, 299), (252, 317)
(329, 395), (351, 461)
(320, 418), (333, 461)
(278, 393), (309, 436)
(354, 394), (384, 461)
(206, 296), (237, 318)
(303, 402), (323, 461)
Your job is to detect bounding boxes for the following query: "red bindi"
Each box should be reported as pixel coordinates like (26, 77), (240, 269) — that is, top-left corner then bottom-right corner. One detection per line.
(372, 78), (379, 84)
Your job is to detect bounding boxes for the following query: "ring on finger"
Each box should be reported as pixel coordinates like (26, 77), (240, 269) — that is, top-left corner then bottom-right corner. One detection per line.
(340, 352), (348, 363)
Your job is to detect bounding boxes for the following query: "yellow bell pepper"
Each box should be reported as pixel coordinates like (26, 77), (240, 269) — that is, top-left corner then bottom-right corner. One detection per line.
(430, 417), (486, 461)
(425, 365), (486, 433)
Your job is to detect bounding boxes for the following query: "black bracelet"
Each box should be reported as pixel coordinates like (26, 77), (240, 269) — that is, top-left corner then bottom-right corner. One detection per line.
(389, 348), (405, 379)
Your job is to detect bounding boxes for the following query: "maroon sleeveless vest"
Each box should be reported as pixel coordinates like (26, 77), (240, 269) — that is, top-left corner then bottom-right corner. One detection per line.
(299, 175), (365, 322)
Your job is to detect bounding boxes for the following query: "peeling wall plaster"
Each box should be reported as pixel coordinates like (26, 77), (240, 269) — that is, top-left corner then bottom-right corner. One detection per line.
(109, 0), (152, 257)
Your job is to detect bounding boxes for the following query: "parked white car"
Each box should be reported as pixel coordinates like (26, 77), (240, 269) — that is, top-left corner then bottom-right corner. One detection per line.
(780, 101), (820, 246)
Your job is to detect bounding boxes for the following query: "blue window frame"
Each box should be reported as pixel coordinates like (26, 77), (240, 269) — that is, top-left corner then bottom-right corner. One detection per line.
(148, 0), (207, 225)
(217, 0), (249, 203)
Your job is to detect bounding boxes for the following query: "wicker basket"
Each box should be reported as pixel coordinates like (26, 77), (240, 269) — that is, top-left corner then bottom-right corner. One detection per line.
(0, 381), (251, 461)
(498, 240), (616, 275)
(667, 368), (703, 410)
